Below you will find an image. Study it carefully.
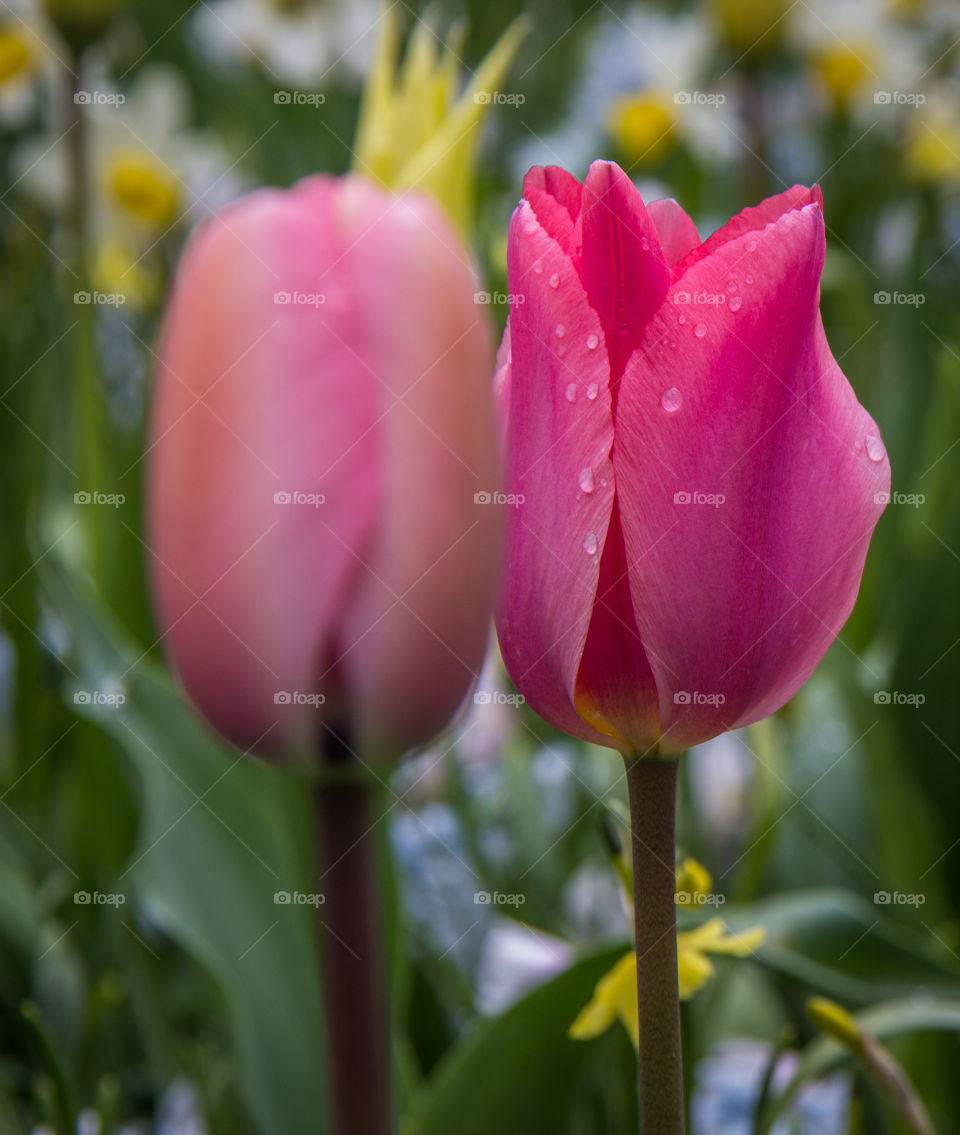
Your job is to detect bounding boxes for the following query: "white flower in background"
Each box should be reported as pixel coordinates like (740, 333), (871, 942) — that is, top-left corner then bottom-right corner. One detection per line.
(14, 63), (244, 305)
(0, 0), (60, 127)
(514, 7), (740, 177)
(795, 0), (929, 118)
(193, 0), (381, 85)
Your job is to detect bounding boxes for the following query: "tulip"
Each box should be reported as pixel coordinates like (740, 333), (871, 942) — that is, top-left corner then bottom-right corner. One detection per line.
(147, 173), (499, 764)
(495, 160), (890, 758)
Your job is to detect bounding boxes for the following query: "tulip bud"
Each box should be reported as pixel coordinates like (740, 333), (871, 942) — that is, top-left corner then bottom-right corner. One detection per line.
(495, 161), (889, 756)
(147, 174), (499, 763)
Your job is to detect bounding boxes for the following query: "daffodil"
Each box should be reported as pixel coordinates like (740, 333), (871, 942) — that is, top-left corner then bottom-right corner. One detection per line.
(14, 63), (243, 306)
(352, 7), (527, 236)
(0, 0), (58, 127)
(570, 858), (765, 1048)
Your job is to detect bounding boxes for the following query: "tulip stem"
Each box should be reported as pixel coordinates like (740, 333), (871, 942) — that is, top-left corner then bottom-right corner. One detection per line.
(314, 749), (391, 1135)
(625, 752), (685, 1134)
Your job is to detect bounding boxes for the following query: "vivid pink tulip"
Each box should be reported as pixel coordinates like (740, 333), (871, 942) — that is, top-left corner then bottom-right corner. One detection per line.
(148, 174), (499, 761)
(495, 161), (890, 755)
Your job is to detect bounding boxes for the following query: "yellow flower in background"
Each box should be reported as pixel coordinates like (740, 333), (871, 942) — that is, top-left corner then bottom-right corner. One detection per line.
(607, 92), (675, 164)
(810, 42), (878, 106)
(905, 87), (960, 186)
(104, 150), (180, 227)
(0, 26), (32, 85)
(707, 0), (788, 55)
(352, 7), (527, 236)
(570, 858), (765, 1048)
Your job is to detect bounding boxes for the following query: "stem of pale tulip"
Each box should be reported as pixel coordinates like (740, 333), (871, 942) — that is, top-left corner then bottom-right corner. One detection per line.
(625, 751), (685, 1135)
(314, 741), (391, 1135)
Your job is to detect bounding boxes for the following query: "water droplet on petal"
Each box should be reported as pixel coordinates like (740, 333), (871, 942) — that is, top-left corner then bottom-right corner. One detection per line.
(745, 274), (754, 284)
(726, 279), (738, 293)
(533, 260), (543, 275)
(746, 239), (757, 252)
(678, 313), (686, 325)
(555, 323), (566, 338)
(729, 295), (743, 312)
(578, 466), (595, 493)
(660, 386), (682, 413)
(640, 237), (650, 251)
(693, 322), (707, 338)
(549, 272), (560, 289)
(865, 434), (885, 462)
(583, 531), (598, 556)
(565, 383), (577, 403)
(586, 333), (599, 350)
(586, 383), (599, 400)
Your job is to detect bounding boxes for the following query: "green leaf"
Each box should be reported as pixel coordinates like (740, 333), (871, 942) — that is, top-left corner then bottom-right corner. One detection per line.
(407, 944), (635, 1135)
(760, 998), (960, 1133)
(43, 553), (327, 1134)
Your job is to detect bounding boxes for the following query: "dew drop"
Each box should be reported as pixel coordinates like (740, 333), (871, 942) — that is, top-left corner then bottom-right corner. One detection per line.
(745, 274), (754, 284)
(660, 386), (682, 413)
(578, 466), (595, 493)
(583, 531), (598, 556)
(640, 237), (650, 251)
(678, 313), (686, 325)
(533, 260), (543, 275)
(565, 382), (577, 403)
(693, 322), (707, 338)
(555, 323), (566, 338)
(549, 272), (560, 289)
(586, 382), (599, 400)
(586, 333), (599, 350)
(729, 295), (743, 312)
(865, 434), (885, 462)
(726, 279), (738, 293)
(746, 239), (757, 252)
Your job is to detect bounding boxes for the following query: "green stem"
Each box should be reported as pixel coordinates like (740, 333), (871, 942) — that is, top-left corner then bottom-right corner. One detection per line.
(625, 752), (685, 1135)
(313, 744), (391, 1135)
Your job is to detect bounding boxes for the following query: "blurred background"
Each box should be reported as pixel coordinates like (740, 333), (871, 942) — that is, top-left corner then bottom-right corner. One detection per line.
(1, 0), (960, 1131)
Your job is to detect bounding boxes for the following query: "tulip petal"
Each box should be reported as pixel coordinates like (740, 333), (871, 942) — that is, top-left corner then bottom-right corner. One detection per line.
(496, 200), (621, 748)
(579, 161), (671, 387)
(673, 184), (821, 277)
(331, 185), (500, 757)
(614, 200), (890, 752)
(522, 164), (583, 261)
(647, 198), (701, 270)
(148, 178), (381, 756)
